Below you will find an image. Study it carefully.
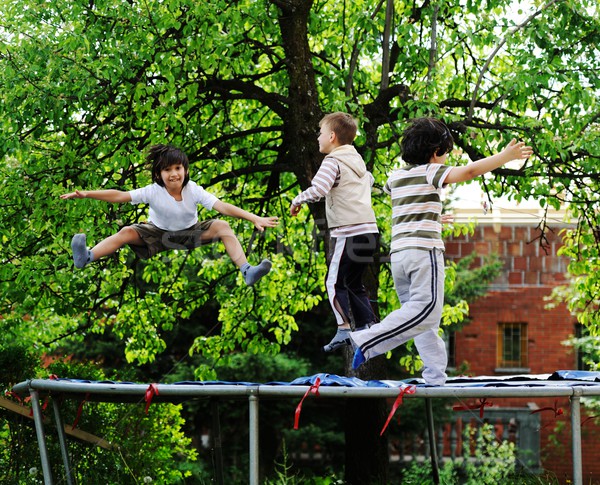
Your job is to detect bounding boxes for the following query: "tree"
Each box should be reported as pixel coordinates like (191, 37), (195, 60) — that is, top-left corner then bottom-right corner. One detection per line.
(1, 0), (599, 482)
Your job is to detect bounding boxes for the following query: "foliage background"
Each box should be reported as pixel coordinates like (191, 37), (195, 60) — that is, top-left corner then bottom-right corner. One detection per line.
(1, 0), (598, 372)
(0, 0), (599, 482)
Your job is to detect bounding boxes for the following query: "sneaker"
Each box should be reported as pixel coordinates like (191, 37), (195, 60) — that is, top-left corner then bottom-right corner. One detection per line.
(323, 328), (351, 352)
(352, 347), (366, 369)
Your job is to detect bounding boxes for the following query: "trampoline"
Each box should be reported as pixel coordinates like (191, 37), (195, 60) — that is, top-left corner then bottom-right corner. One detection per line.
(12, 370), (600, 485)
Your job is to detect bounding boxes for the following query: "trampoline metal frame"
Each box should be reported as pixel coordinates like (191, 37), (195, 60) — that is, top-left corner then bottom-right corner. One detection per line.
(12, 379), (596, 485)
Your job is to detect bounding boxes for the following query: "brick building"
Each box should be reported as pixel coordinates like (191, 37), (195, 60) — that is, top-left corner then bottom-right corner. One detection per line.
(444, 197), (600, 482)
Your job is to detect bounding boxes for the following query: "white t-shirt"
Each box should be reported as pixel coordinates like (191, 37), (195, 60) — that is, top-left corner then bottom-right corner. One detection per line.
(129, 181), (219, 231)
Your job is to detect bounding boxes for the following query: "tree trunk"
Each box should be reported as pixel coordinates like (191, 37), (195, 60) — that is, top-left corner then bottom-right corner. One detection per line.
(344, 397), (389, 485)
(275, 0), (328, 247)
(343, 245), (389, 483)
(276, 1), (390, 481)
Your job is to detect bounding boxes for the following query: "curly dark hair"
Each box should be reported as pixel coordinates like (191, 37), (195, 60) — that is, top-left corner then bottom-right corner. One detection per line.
(400, 117), (454, 165)
(147, 144), (190, 187)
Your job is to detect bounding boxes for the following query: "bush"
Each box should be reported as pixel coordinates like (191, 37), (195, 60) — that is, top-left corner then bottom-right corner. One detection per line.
(1, 354), (199, 484)
(401, 423), (517, 485)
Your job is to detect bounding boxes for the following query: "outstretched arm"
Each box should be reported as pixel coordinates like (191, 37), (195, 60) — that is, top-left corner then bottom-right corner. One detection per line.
(289, 158), (338, 217)
(444, 139), (533, 185)
(60, 189), (132, 203)
(213, 200), (279, 232)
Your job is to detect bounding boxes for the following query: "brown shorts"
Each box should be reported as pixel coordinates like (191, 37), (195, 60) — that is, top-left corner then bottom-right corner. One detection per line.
(129, 220), (215, 259)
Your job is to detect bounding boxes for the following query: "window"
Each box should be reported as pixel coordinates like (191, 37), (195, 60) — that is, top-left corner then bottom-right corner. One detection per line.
(496, 322), (529, 371)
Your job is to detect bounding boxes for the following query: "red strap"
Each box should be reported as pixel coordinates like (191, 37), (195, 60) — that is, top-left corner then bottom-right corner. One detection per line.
(380, 385), (416, 436)
(144, 384), (160, 414)
(453, 397), (493, 418)
(72, 393), (90, 430)
(41, 376), (57, 416)
(23, 396), (33, 417)
(5, 390), (32, 417)
(294, 377), (322, 430)
(5, 390), (23, 405)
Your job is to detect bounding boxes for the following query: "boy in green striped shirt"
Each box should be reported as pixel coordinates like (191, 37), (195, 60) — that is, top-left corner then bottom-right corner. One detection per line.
(350, 117), (532, 384)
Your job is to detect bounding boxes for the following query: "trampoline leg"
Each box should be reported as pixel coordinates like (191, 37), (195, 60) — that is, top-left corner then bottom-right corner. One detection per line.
(570, 393), (582, 485)
(249, 394), (259, 485)
(30, 390), (54, 485)
(52, 399), (74, 485)
(425, 398), (440, 484)
(210, 399), (224, 485)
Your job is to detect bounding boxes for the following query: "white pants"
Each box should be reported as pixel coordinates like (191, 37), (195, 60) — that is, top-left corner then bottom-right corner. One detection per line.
(351, 248), (447, 385)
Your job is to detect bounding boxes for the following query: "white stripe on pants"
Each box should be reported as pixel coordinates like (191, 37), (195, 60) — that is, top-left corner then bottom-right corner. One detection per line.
(326, 236), (349, 326)
(351, 248), (447, 385)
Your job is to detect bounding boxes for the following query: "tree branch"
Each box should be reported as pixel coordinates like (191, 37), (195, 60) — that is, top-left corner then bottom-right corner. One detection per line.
(346, 0), (386, 97)
(381, 0), (394, 90)
(426, 1), (440, 86)
(197, 78), (288, 118)
(468, 0), (562, 120)
(208, 162), (294, 186)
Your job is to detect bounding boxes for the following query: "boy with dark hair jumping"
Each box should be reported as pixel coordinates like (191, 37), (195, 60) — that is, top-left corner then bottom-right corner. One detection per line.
(62, 144), (278, 286)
